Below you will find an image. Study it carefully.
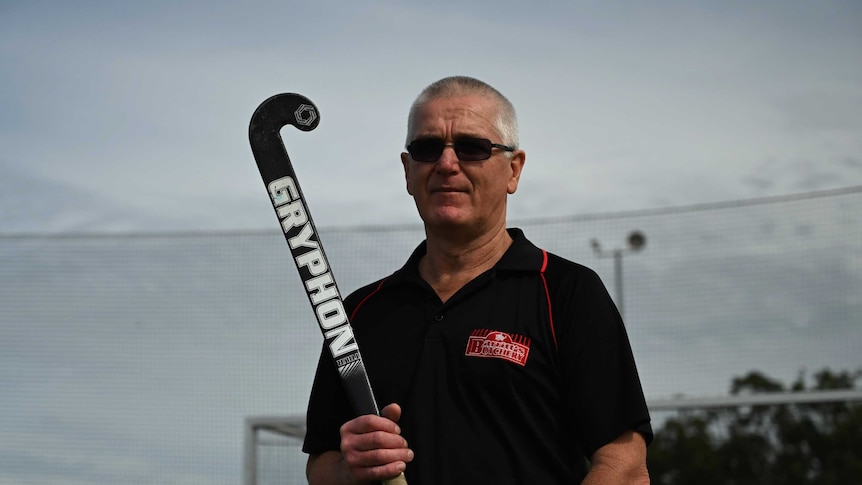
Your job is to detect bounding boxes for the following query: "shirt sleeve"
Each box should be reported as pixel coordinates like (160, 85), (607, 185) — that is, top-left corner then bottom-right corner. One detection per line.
(547, 256), (653, 456)
(301, 343), (354, 455)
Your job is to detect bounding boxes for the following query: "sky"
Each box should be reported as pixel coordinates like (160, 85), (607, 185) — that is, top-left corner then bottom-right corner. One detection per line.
(1, 1), (861, 234)
(1, 1), (861, 484)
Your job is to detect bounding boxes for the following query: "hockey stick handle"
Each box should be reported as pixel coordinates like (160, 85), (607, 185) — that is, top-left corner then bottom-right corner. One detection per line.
(385, 473), (408, 485)
(249, 93), (408, 485)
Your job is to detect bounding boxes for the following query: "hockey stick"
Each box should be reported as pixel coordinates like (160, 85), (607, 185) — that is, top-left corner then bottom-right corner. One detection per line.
(249, 93), (407, 485)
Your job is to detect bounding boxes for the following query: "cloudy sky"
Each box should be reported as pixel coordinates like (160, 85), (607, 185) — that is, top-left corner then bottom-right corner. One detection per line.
(2, 1), (861, 484)
(2, 1), (860, 234)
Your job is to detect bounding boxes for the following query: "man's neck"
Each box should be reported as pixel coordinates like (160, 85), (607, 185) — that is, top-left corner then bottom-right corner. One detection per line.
(418, 225), (513, 303)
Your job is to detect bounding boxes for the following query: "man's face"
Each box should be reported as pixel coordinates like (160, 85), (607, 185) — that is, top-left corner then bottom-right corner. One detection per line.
(401, 95), (525, 237)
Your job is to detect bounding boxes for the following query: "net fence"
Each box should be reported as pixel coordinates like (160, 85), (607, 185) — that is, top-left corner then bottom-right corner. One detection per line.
(2, 187), (860, 484)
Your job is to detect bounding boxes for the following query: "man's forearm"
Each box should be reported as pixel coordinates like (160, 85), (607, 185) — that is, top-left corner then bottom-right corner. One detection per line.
(581, 430), (650, 485)
(581, 461), (650, 485)
(307, 451), (370, 485)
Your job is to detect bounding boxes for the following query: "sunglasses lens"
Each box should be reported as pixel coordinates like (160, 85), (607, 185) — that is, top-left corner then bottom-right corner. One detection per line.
(407, 139), (444, 162)
(407, 137), (496, 162)
(455, 138), (492, 161)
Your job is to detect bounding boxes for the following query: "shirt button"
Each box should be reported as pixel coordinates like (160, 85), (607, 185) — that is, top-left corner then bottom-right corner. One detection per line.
(434, 314), (444, 322)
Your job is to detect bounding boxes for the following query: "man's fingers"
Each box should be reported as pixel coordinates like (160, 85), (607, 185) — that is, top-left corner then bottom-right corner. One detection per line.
(344, 443), (412, 466)
(350, 460), (409, 482)
(380, 403), (402, 423)
(341, 434), (413, 482)
(341, 412), (401, 435)
(338, 404), (412, 482)
(347, 429), (408, 453)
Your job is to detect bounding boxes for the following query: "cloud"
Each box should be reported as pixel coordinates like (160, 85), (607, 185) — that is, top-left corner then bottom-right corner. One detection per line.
(3, 1), (862, 232)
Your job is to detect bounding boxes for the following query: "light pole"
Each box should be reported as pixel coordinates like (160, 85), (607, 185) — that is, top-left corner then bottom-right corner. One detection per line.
(590, 230), (646, 320)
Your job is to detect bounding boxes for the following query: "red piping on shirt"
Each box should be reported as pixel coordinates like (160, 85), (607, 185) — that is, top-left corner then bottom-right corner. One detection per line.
(350, 278), (387, 322)
(539, 249), (558, 351)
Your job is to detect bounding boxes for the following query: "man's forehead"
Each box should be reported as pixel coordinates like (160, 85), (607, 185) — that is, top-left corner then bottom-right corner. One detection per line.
(412, 95), (498, 135)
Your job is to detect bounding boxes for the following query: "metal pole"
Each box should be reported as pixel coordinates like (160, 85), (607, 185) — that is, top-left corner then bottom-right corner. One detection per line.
(243, 420), (256, 485)
(591, 231), (644, 321)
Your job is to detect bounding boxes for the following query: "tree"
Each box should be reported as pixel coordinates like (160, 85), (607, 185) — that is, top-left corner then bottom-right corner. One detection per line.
(647, 368), (862, 484)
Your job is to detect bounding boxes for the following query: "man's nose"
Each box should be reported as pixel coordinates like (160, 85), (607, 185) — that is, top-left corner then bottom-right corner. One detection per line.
(435, 144), (461, 172)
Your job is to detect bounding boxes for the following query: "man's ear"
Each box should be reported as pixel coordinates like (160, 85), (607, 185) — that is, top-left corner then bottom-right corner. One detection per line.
(401, 152), (413, 195)
(507, 150), (526, 195)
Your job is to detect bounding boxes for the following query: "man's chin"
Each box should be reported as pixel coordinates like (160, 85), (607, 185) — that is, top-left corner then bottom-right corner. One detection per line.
(421, 207), (471, 228)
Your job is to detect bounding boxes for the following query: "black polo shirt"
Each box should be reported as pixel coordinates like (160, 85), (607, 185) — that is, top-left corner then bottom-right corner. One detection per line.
(303, 228), (652, 484)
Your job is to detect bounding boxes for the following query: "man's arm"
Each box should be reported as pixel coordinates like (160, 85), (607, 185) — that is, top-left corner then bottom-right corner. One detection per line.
(307, 451), (362, 485)
(582, 430), (649, 485)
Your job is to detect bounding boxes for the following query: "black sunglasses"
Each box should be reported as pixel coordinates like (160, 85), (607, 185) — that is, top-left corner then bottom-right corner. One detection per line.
(406, 137), (515, 162)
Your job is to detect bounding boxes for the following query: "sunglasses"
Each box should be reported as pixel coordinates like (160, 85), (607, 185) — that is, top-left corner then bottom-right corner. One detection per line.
(406, 137), (515, 162)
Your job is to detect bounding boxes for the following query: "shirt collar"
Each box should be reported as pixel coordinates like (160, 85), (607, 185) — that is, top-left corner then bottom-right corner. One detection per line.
(383, 227), (544, 288)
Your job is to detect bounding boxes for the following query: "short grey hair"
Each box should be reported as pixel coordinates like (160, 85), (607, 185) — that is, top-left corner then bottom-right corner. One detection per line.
(405, 76), (519, 150)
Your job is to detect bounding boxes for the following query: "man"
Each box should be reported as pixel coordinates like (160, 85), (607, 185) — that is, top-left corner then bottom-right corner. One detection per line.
(303, 76), (652, 484)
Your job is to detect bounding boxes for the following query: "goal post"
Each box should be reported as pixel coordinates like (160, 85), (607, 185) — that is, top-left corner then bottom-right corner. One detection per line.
(244, 415), (306, 485)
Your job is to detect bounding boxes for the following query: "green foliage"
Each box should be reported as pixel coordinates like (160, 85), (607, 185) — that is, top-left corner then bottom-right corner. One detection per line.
(648, 368), (862, 484)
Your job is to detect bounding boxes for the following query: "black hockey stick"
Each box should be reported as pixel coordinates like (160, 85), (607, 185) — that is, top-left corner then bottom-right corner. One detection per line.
(249, 93), (407, 485)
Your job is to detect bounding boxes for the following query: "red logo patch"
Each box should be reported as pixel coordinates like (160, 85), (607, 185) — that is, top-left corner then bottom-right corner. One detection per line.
(464, 329), (531, 366)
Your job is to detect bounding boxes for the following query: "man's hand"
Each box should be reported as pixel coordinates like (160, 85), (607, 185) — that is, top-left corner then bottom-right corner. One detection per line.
(307, 403), (413, 485)
(341, 403), (413, 481)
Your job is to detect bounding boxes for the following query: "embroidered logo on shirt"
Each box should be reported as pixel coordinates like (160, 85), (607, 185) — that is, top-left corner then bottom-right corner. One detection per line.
(465, 329), (531, 366)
